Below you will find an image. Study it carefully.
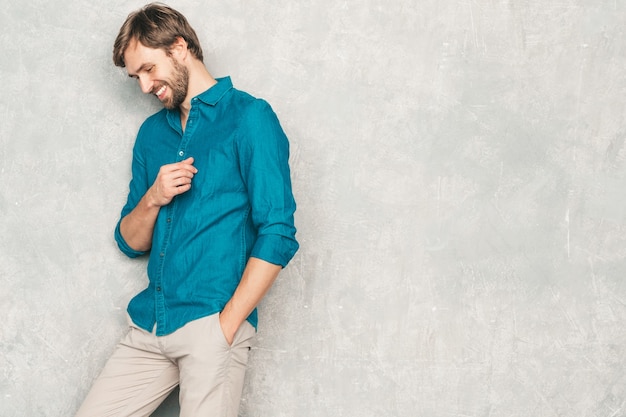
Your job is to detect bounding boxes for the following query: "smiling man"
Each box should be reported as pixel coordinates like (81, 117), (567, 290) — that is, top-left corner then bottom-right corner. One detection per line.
(75, 3), (298, 417)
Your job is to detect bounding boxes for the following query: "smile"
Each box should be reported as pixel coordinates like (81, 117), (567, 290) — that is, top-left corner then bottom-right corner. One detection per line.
(155, 85), (167, 99)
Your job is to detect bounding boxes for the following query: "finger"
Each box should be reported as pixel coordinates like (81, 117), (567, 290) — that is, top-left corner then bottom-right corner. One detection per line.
(160, 159), (195, 174)
(170, 170), (195, 181)
(159, 172), (190, 187)
(177, 156), (193, 164)
(172, 164), (198, 176)
(179, 157), (197, 172)
(175, 183), (192, 194)
(173, 176), (193, 187)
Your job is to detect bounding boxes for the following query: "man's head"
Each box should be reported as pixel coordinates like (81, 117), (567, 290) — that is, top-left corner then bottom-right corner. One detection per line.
(113, 3), (203, 68)
(114, 3), (201, 109)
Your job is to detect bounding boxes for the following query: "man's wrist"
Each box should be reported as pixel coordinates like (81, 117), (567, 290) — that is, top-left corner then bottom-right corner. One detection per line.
(143, 187), (163, 209)
(219, 307), (243, 345)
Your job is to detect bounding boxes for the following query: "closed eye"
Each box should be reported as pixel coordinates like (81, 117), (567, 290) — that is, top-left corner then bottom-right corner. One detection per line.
(127, 63), (155, 79)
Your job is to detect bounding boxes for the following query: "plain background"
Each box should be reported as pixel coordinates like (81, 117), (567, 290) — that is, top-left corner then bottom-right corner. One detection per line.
(1, 0), (625, 416)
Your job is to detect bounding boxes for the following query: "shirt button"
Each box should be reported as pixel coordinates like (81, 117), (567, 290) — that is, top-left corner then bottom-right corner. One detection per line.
(160, 252), (165, 257)
(166, 218), (171, 223)
(156, 286), (161, 292)
(178, 151), (184, 157)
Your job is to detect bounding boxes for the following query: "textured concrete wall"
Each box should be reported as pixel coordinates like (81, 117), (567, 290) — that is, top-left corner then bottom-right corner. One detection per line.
(1, 0), (625, 416)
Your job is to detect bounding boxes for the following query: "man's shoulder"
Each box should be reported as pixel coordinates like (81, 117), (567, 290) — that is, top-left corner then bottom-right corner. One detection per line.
(227, 88), (273, 118)
(133, 109), (172, 149)
(136, 108), (169, 134)
(142, 108), (169, 126)
(228, 86), (258, 105)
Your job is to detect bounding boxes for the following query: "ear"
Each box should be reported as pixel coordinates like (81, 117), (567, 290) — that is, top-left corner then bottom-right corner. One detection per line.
(168, 37), (188, 60)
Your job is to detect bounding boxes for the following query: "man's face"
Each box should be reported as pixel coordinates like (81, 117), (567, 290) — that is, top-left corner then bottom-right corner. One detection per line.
(124, 39), (189, 110)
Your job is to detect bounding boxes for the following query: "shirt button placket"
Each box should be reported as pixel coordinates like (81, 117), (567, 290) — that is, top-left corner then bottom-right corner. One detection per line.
(155, 205), (173, 333)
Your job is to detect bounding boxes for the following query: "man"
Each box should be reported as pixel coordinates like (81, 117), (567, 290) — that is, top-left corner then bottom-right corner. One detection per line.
(76, 3), (298, 416)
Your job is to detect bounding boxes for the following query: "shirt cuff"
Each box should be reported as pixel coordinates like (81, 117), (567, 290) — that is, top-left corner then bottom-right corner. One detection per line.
(250, 234), (299, 268)
(114, 221), (147, 258)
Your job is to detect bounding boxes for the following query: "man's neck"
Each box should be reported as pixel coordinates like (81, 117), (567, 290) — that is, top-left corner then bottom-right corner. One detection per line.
(179, 60), (217, 129)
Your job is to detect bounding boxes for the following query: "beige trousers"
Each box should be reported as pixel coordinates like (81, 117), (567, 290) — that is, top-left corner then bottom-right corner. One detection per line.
(75, 313), (255, 417)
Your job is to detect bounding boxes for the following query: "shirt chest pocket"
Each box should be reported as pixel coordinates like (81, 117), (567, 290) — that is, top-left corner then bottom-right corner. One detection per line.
(192, 145), (246, 200)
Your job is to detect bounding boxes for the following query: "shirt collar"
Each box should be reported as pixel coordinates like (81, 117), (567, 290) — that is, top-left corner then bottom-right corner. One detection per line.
(195, 76), (233, 106)
(165, 76), (232, 133)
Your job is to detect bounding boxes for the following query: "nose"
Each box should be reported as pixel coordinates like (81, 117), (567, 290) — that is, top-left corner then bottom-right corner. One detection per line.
(137, 75), (153, 94)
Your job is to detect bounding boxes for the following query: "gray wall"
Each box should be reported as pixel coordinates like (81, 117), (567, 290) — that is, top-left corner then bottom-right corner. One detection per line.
(1, 0), (625, 416)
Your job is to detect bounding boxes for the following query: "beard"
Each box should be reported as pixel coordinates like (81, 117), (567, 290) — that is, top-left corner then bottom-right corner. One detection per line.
(161, 58), (190, 110)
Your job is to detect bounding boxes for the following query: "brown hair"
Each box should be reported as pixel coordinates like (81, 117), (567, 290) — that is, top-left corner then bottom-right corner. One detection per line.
(113, 3), (204, 67)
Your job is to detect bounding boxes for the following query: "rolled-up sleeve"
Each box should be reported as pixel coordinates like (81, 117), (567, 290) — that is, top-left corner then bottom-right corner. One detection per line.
(114, 222), (146, 258)
(237, 99), (299, 267)
(114, 133), (150, 259)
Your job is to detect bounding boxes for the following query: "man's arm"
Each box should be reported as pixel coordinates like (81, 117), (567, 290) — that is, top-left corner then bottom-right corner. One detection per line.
(219, 100), (299, 344)
(219, 257), (282, 345)
(119, 157), (197, 251)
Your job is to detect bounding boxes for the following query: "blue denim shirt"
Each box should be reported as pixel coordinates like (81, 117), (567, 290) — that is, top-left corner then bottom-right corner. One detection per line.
(114, 77), (299, 336)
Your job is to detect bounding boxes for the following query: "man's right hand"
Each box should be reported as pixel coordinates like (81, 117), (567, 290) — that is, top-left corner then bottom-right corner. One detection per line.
(147, 157), (198, 207)
(119, 157), (198, 252)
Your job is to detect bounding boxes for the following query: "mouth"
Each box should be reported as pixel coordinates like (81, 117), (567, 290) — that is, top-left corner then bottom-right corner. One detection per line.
(154, 85), (167, 100)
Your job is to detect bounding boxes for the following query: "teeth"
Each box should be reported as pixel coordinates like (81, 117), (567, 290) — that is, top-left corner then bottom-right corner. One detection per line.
(155, 85), (166, 96)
